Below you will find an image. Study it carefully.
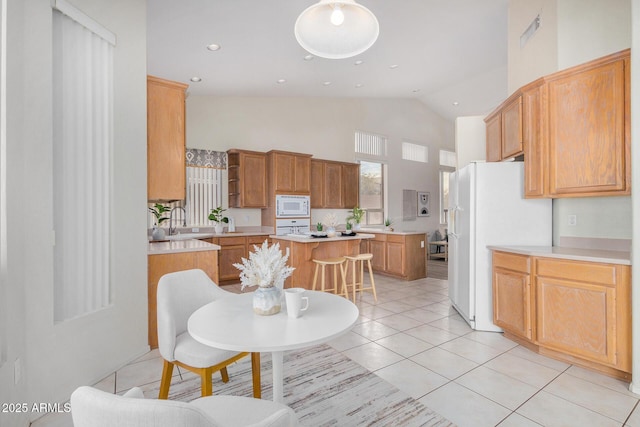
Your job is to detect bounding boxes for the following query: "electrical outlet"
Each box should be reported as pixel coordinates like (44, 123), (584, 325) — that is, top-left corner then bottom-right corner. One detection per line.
(14, 358), (21, 384)
(420, 241), (424, 248)
(568, 215), (577, 226)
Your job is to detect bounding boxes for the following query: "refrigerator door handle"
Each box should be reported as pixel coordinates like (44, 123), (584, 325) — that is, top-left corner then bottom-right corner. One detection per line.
(448, 206), (460, 238)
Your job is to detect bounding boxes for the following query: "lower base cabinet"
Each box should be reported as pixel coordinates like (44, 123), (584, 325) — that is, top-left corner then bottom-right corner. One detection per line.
(203, 235), (271, 285)
(492, 250), (631, 379)
(363, 233), (427, 281)
(148, 250), (219, 349)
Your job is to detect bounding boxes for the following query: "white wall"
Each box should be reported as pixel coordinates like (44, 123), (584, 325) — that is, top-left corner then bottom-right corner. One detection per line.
(186, 96), (455, 233)
(455, 116), (487, 169)
(0, 0), (148, 425)
(508, 0), (632, 243)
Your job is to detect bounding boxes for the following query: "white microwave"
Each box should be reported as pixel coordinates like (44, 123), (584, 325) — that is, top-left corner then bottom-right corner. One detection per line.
(275, 195), (310, 218)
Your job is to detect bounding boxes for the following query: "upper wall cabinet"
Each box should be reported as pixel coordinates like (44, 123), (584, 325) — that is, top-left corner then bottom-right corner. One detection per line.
(485, 95), (524, 162)
(486, 49), (631, 199)
(227, 149), (267, 208)
(545, 50), (630, 197)
(147, 76), (188, 201)
(310, 159), (359, 209)
(267, 150), (312, 195)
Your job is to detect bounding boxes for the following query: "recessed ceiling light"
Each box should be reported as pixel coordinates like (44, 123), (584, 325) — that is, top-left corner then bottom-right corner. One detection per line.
(355, 83), (363, 88)
(354, 60), (363, 65)
(277, 79), (287, 84)
(323, 81), (332, 86)
(190, 77), (202, 82)
(206, 44), (221, 51)
(304, 54), (314, 61)
(452, 101), (460, 106)
(389, 64), (399, 69)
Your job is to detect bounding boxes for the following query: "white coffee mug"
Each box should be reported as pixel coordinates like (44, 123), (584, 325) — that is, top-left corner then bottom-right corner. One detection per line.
(285, 288), (309, 318)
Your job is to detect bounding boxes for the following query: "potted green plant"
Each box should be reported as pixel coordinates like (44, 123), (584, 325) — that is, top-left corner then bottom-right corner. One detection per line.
(208, 206), (229, 234)
(346, 206), (365, 230)
(345, 221), (353, 233)
(384, 218), (394, 232)
(148, 203), (171, 240)
(316, 222), (323, 232)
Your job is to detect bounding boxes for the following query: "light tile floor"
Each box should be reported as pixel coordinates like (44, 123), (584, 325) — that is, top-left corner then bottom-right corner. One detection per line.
(34, 273), (640, 427)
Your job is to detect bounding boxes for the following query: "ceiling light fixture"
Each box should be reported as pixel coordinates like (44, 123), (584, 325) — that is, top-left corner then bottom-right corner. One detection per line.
(206, 44), (221, 51)
(294, 0), (379, 60)
(190, 77), (202, 82)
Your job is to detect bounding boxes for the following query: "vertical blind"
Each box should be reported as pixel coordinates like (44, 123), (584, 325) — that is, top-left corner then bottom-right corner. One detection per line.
(0, 0), (6, 365)
(52, 6), (114, 322)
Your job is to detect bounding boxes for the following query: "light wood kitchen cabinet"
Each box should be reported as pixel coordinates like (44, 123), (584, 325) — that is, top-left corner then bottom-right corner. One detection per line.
(492, 251), (533, 340)
(310, 159), (359, 209)
(310, 159), (325, 208)
(484, 95), (523, 162)
(487, 49), (631, 199)
(535, 257), (631, 374)
(545, 50), (630, 197)
(485, 113), (502, 162)
(267, 151), (311, 194)
(147, 76), (188, 201)
(491, 249), (631, 379)
(206, 235), (271, 284)
(148, 250), (219, 348)
(366, 233), (427, 281)
(227, 149), (267, 208)
(368, 234), (386, 271)
(522, 81), (546, 197)
(342, 163), (360, 208)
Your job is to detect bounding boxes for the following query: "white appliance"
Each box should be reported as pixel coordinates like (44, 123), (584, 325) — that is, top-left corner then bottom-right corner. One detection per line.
(275, 195), (310, 218)
(275, 218), (311, 236)
(447, 162), (552, 331)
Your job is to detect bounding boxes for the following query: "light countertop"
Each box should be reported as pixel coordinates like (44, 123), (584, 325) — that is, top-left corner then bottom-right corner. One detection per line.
(271, 233), (375, 243)
(357, 228), (428, 236)
(488, 245), (631, 265)
(148, 239), (221, 255)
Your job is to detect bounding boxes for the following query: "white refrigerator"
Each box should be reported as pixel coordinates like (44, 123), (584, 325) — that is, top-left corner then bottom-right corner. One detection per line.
(447, 162), (552, 332)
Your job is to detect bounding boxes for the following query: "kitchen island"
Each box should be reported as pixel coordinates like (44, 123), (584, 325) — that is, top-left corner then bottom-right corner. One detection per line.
(271, 233), (375, 290)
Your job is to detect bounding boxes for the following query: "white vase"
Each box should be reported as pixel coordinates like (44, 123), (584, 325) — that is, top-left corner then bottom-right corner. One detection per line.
(151, 227), (166, 240)
(253, 286), (282, 316)
(353, 223), (361, 231)
(214, 223), (224, 234)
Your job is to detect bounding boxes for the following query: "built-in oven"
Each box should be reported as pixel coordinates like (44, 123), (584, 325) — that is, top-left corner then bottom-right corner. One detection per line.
(275, 218), (311, 236)
(275, 195), (310, 218)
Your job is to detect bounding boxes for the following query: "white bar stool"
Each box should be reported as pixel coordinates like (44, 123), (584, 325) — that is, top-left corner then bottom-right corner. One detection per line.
(344, 253), (377, 302)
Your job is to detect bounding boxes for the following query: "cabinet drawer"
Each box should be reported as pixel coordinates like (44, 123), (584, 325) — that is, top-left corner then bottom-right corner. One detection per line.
(386, 234), (405, 244)
(493, 251), (530, 273)
(247, 235), (270, 246)
(218, 236), (247, 246)
(536, 258), (617, 286)
(371, 233), (386, 242)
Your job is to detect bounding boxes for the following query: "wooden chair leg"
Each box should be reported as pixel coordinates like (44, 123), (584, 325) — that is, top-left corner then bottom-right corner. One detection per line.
(200, 367), (213, 397)
(312, 263), (320, 291)
(367, 259), (377, 302)
(251, 352), (261, 399)
(158, 360), (174, 399)
(220, 366), (230, 383)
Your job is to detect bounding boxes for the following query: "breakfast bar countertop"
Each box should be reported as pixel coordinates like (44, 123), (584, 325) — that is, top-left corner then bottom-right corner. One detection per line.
(270, 233), (375, 243)
(488, 245), (631, 265)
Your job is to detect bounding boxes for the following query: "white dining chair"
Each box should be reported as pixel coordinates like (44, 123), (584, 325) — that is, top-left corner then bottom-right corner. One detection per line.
(71, 386), (299, 427)
(157, 269), (260, 399)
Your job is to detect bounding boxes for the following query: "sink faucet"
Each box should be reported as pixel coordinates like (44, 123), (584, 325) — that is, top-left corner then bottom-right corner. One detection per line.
(169, 207), (186, 235)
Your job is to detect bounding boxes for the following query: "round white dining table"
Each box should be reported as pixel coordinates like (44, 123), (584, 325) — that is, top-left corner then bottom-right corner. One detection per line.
(188, 290), (359, 403)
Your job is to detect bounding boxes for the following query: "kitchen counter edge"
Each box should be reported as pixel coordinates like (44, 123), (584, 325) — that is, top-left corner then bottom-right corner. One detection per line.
(488, 245), (631, 265)
(271, 233), (376, 243)
(149, 239), (221, 255)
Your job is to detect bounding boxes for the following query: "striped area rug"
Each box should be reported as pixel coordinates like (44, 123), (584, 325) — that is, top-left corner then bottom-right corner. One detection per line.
(150, 344), (454, 427)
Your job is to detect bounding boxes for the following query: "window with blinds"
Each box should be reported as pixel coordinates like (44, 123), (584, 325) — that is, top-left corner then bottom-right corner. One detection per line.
(355, 131), (387, 157)
(402, 141), (428, 163)
(52, 3), (115, 322)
